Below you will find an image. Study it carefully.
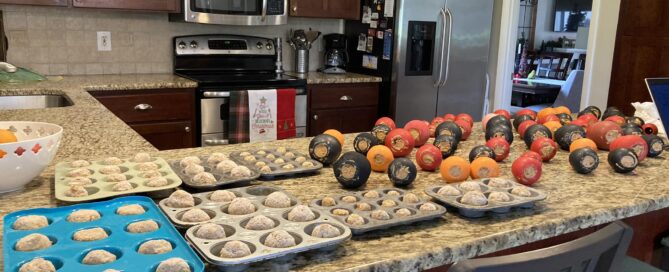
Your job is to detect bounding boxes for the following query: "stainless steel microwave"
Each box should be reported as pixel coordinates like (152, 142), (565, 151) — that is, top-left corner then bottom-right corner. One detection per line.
(170, 0), (288, 26)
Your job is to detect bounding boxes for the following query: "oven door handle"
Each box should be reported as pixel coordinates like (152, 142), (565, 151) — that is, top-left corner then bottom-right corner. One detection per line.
(204, 139), (230, 146)
(261, 0), (268, 22)
(203, 91), (231, 98)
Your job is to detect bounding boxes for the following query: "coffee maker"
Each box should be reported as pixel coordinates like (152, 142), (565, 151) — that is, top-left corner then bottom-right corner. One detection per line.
(320, 34), (348, 74)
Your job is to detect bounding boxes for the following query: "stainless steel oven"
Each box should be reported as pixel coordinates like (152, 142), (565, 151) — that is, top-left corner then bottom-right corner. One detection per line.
(170, 0), (288, 26)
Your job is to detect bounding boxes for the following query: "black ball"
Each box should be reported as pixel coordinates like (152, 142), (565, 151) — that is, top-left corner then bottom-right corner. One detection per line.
(569, 148), (599, 174)
(488, 115), (512, 129)
(642, 135), (664, 158)
(523, 124), (552, 148)
(435, 121), (462, 143)
(513, 115), (534, 131)
(602, 107), (625, 120)
(309, 134), (342, 166)
(333, 152), (371, 189)
(625, 116), (645, 126)
(388, 158), (417, 187)
(579, 106), (601, 119)
(353, 132), (378, 155)
(555, 113), (573, 125)
(433, 134), (458, 158)
(469, 145), (496, 162)
(554, 124), (586, 150)
(607, 148), (638, 173)
(371, 124), (392, 143)
(485, 124), (513, 144)
(620, 123), (643, 136)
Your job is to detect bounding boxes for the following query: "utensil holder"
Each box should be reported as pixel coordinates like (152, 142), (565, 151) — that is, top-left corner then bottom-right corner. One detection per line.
(295, 49), (309, 74)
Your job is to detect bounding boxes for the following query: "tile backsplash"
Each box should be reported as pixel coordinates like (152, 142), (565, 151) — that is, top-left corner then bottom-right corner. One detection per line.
(1, 5), (343, 76)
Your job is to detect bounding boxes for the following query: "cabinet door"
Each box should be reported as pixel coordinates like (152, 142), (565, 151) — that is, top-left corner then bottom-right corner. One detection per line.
(131, 121), (194, 150)
(72, 0), (179, 12)
(309, 107), (376, 136)
(0, 0), (67, 6)
(290, 0), (360, 20)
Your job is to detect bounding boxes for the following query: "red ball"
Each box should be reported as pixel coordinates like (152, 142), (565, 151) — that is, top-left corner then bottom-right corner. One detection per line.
(518, 120), (538, 139)
(610, 135), (649, 161)
(516, 109), (537, 119)
(570, 118), (589, 128)
(521, 151), (543, 162)
(404, 120), (430, 147)
(431, 117), (446, 126)
(454, 119), (472, 140)
(539, 114), (560, 124)
(486, 137), (511, 162)
(604, 115), (626, 126)
(443, 113), (456, 121)
(512, 156), (543, 185)
(494, 109), (512, 120)
(642, 123), (658, 135)
(375, 117), (396, 130)
(384, 128), (415, 157)
(578, 113), (599, 125)
(415, 144), (442, 171)
(530, 137), (558, 162)
(456, 113), (474, 127)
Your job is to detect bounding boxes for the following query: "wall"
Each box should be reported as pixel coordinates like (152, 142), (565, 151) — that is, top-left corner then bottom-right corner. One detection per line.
(0, 4), (343, 76)
(533, 0), (577, 49)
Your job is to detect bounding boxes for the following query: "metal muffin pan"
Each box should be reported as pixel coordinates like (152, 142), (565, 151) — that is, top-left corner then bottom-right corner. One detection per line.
(309, 188), (447, 235)
(230, 148), (323, 178)
(169, 155), (260, 189)
(3, 196), (204, 272)
(55, 156), (182, 202)
(425, 178), (547, 218)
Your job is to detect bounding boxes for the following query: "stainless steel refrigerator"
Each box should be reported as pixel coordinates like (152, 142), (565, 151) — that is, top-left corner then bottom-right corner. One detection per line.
(345, 0), (494, 126)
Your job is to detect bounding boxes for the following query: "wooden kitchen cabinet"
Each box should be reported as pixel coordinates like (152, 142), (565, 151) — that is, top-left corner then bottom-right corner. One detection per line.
(0, 0), (67, 6)
(308, 82), (379, 136)
(91, 88), (196, 150)
(290, 0), (360, 20)
(72, 0), (179, 12)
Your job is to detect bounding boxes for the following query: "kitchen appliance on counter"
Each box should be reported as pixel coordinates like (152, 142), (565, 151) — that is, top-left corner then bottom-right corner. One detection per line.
(288, 29), (321, 74)
(320, 34), (348, 74)
(173, 34), (307, 147)
(345, 0), (494, 124)
(170, 0), (288, 26)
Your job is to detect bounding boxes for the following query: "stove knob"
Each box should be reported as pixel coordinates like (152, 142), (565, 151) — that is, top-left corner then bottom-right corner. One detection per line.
(178, 41), (186, 49)
(256, 42), (263, 49)
(189, 41), (198, 49)
(266, 43), (273, 50)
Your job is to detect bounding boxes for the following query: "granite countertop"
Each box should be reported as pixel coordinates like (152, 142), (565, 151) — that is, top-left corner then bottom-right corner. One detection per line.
(1, 74), (669, 271)
(285, 71), (382, 85)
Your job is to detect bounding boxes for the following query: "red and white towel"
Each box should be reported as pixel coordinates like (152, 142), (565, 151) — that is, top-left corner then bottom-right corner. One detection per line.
(243, 89), (297, 143)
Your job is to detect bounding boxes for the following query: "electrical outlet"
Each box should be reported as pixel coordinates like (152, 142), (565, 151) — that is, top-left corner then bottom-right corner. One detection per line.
(97, 31), (112, 51)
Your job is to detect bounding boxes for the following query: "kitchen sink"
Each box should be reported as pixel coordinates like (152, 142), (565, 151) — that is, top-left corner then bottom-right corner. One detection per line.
(0, 95), (73, 110)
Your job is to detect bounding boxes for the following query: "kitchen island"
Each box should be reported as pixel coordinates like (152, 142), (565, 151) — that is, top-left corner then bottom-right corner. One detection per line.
(1, 75), (668, 271)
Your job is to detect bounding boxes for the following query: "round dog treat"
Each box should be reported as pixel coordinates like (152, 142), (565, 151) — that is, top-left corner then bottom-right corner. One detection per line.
(65, 184), (89, 197)
(489, 191), (511, 202)
(276, 147), (287, 153)
(68, 209), (100, 222)
(210, 190), (236, 202)
(266, 154), (276, 160)
(260, 166), (272, 173)
(104, 157), (123, 165)
(105, 173), (127, 182)
(13, 215), (49, 230)
(195, 223), (226, 240)
(395, 208), (412, 217)
(73, 227), (108, 242)
(243, 155), (256, 162)
(287, 205), (316, 222)
(136, 162), (159, 172)
(274, 158), (285, 164)
(82, 249), (116, 265)
(19, 258), (55, 272)
(403, 193), (420, 203)
(332, 209), (350, 216)
(295, 156), (306, 163)
(239, 152), (251, 156)
(459, 181), (482, 192)
(345, 214), (366, 225)
(66, 177), (93, 186)
(363, 191), (380, 198)
(15, 233), (52, 251)
(488, 178), (511, 188)
(112, 181), (133, 192)
(231, 166), (252, 178)
(511, 186), (532, 197)
(127, 220), (159, 233)
(282, 164), (295, 170)
(100, 165), (122, 175)
(284, 152), (296, 159)
(141, 170), (163, 179)
(386, 190), (401, 197)
(220, 241), (252, 258)
(245, 215), (275, 230)
(264, 192), (292, 208)
(70, 160), (90, 168)
(321, 197), (337, 206)
(216, 160), (238, 173)
(133, 152), (152, 163)
(184, 164), (205, 176)
(146, 177), (169, 187)
(67, 168), (91, 178)
(138, 239), (173, 254)
(191, 172), (216, 186)
(437, 186), (461, 196)
(156, 258), (191, 272)
(255, 161), (267, 167)
(264, 230), (296, 248)
(311, 224), (341, 238)
(207, 153), (227, 165)
(354, 202), (372, 211)
(227, 198), (256, 215)
(181, 208), (210, 223)
(371, 210), (391, 220)
(301, 161), (315, 167)
(117, 204), (145, 215)
(341, 196), (357, 203)
(165, 190), (195, 208)
(180, 156), (201, 167)
(381, 199), (397, 207)
(461, 191), (488, 206)
(419, 203), (439, 211)
(256, 150), (266, 155)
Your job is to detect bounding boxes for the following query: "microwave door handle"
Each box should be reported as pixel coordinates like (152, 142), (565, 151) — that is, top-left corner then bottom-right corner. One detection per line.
(435, 8), (447, 87)
(261, 0), (268, 22)
(441, 7), (453, 87)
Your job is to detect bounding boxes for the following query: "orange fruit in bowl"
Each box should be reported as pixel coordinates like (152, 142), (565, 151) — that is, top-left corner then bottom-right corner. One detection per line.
(323, 129), (345, 147)
(0, 129), (17, 144)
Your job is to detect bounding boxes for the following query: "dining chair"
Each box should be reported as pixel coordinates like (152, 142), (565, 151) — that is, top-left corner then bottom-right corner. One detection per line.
(527, 70), (584, 113)
(535, 52), (573, 80)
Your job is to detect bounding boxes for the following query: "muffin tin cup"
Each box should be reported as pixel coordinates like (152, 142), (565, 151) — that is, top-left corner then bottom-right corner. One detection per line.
(169, 156), (260, 189)
(229, 149), (323, 179)
(55, 157), (182, 202)
(3, 196), (205, 272)
(309, 188), (447, 235)
(425, 178), (547, 218)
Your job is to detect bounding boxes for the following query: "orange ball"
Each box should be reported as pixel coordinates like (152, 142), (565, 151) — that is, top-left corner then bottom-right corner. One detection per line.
(543, 121), (563, 138)
(554, 106), (571, 115)
(366, 145), (394, 172)
(323, 129), (345, 147)
(470, 157), (500, 179)
(569, 138), (598, 152)
(537, 108), (557, 123)
(440, 156), (471, 183)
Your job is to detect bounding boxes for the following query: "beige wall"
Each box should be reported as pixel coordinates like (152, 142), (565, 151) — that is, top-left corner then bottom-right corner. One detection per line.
(534, 0), (577, 49)
(1, 4), (343, 76)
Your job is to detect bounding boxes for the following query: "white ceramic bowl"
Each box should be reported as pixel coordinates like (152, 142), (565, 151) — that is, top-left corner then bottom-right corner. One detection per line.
(0, 121), (63, 193)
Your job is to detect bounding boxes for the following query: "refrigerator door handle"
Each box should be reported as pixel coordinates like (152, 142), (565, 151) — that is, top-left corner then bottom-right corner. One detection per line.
(434, 8), (448, 87)
(440, 7), (453, 87)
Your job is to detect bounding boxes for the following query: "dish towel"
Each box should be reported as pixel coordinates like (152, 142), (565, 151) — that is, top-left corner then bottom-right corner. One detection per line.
(228, 91), (250, 144)
(277, 88), (297, 140)
(248, 89), (278, 142)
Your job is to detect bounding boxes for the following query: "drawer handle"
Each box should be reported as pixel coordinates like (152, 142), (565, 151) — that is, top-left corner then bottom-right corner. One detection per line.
(185, 126), (191, 133)
(134, 103), (153, 111)
(292, 6), (297, 12)
(339, 95), (353, 101)
(313, 115), (318, 120)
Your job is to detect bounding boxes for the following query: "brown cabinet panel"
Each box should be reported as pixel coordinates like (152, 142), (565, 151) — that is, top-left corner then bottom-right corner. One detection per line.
(309, 83), (379, 110)
(309, 107), (377, 136)
(131, 121), (193, 150)
(0, 0), (67, 6)
(93, 89), (195, 124)
(290, 0), (360, 20)
(72, 0), (178, 12)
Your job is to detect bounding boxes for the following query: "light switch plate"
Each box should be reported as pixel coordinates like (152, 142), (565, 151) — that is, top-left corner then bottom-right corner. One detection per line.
(97, 31), (112, 51)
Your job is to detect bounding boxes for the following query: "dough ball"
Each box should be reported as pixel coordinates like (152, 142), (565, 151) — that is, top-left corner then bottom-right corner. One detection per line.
(15, 233), (52, 251)
(489, 192), (511, 202)
(231, 166), (252, 178)
(100, 165), (122, 175)
(103, 157), (123, 165)
(254, 161), (267, 167)
(282, 164), (295, 170)
(216, 160), (237, 174)
(73, 227), (108, 242)
(256, 150), (267, 155)
(67, 168), (91, 178)
(207, 153), (228, 165)
(105, 173), (127, 182)
(138, 239), (173, 254)
(371, 210), (391, 220)
(243, 155), (256, 162)
(274, 158), (285, 164)
(345, 214), (366, 225)
(70, 160), (90, 168)
(276, 147), (287, 153)
(184, 164), (205, 176)
(227, 198), (256, 215)
(301, 161), (315, 168)
(156, 258), (191, 272)
(386, 190), (401, 197)
(355, 202), (372, 211)
(180, 156), (201, 167)
(210, 190), (237, 202)
(82, 249), (116, 265)
(117, 204), (145, 215)
(488, 178), (512, 188)
(19, 258), (56, 272)
(341, 196), (357, 203)
(511, 186), (532, 197)
(395, 208), (412, 217)
(363, 191), (380, 198)
(332, 209), (350, 216)
(112, 181), (134, 192)
(146, 177), (169, 187)
(244, 215), (276, 230)
(65, 184), (89, 197)
(103, 269), (121, 272)
(133, 152), (152, 163)
(321, 197), (337, 206)
(265, 154), (276, 160)
(127, 220), (159, 233)
(239, 152), (251, 157)
(141, 170), (163, 179)
(264, 192), (292, 208)
(66, 177), (93, 186)
(381, 199), (397, 207)
(287, 205), (316, 222)
(136, 162), (159, 172)
(419, 203), (439, 211)
(180, 208), (211, 223)
(13, 215), (49, 230)
(67, 209), (100, 222)
(195, 223), (226, 240)
(284, 152), (295, 159)
(165, 190), (195, 208)
(461, 191), (488, 206)
(263, 230), (296, 248)
(295, 156), (306, 163)
(311, 224), (341, 238)
(437, 186), (461, 196)
(459, 181), (482, 192)
(219, 241), (252, 258)
(260, 166), (272, 173)
(403, 193), (421, 203)
(191, 172), (217, 185)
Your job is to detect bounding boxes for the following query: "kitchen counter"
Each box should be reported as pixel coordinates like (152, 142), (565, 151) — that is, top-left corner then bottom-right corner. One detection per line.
(1, 74), (669, 271)
(285, 71), (382, 84)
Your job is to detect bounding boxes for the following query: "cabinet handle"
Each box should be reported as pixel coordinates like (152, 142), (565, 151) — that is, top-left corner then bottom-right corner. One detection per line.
(339, 95), (353, 101)
(134, 103), (153, 111)
(185, 126), (191, 133)
(292, 6), (297, 12)
(313, 115), (318, 120)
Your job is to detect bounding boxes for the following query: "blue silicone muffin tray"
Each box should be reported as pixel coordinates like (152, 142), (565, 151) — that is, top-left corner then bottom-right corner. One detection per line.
(3, 196), (205, 272)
